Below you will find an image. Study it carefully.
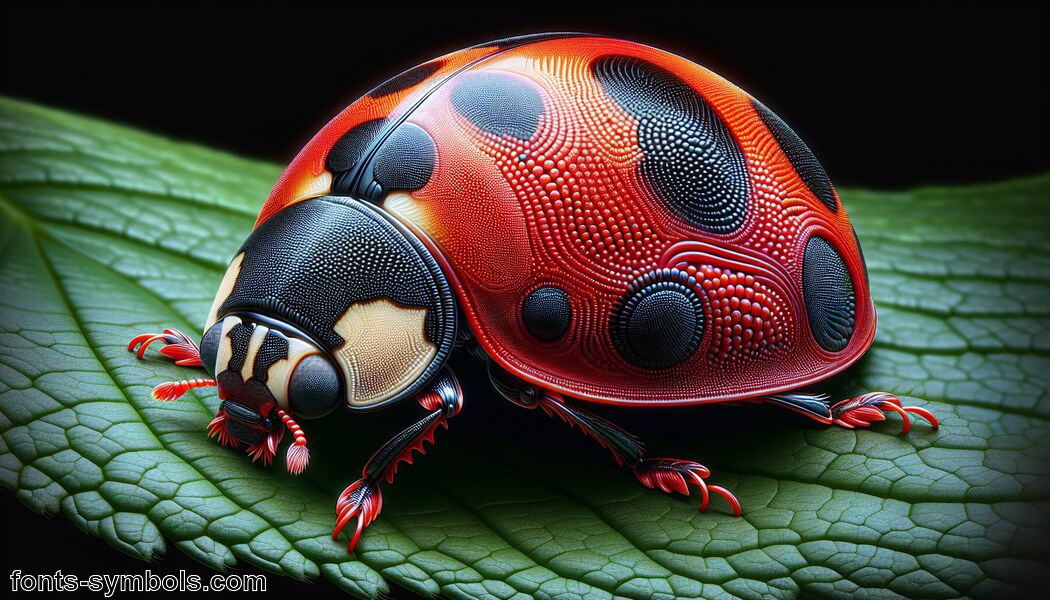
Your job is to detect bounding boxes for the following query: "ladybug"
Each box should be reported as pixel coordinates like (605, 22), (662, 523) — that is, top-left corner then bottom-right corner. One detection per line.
(129, 33), (938, 553)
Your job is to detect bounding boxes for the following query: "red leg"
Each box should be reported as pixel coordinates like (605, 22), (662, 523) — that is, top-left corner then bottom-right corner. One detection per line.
(489, 363), (741, 516)
(762, 391), (938, 434)
(332, 369), (463, 553)
(831, 392), (939, 434)
(335, 479), (382, 553)
(634, 458), (741, 516)
(128, 328), (203, 367)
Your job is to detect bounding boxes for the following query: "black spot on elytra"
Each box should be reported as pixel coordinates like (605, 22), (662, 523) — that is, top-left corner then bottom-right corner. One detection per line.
(373, 123), (436, 192)
(326, 118), (386, 174)
(521, 287), (572, 342)
(611, 270), (704, 369)
(592, 55), (750, 234)
(368, 60), (445, 99)
(752, 99), (837, 211)
(802, 236), (855, 352)
(450, 71), (544, 140)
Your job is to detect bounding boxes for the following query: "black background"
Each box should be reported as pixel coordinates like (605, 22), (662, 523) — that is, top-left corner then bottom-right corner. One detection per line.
(1, 1), (1047, 598)
(3, 1), (1048, 188)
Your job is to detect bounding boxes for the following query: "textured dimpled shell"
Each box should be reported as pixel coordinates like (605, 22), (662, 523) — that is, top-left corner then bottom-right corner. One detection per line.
(259, 35), (874, 405)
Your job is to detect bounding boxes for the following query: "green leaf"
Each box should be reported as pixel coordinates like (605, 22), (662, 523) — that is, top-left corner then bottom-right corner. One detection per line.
(1, 95), (1047, 599)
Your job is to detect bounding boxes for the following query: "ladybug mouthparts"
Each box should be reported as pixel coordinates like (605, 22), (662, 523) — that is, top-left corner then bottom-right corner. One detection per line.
(208, 370), (285, 465)
(220, 399), (278, 443)
(195, 314), (339, 471)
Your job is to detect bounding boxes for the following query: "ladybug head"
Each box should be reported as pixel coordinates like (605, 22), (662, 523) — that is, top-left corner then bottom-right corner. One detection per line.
(198, 314), (340, 469)
(203, 196), (458, 415)
(174, 195), (457, 472)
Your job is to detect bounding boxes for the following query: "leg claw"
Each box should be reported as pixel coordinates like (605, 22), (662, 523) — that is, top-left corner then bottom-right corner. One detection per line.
(128, 329), (203, 367)
(831, 392), (939, 434)
(333, 479), (383, 553)
(634, 458), (741, 516)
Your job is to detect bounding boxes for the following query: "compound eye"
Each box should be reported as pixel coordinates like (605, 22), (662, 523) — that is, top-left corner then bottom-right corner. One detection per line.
(288, 355), (342, 418)
(199, 322), (223, 376)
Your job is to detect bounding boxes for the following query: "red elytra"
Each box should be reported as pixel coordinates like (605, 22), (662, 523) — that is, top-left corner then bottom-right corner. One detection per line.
(129, 34), (937, 553)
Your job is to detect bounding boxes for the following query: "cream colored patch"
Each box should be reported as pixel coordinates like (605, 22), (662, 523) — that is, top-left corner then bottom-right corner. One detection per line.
(240, 325), (267, 381)
(215, 316), (239, 376)
(291, 170), (333, 205)
(205, 253), (245, 330)
(333, 298), (437, 408)
(383, 192), (429, 230)
(264, 337), (320, 410)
